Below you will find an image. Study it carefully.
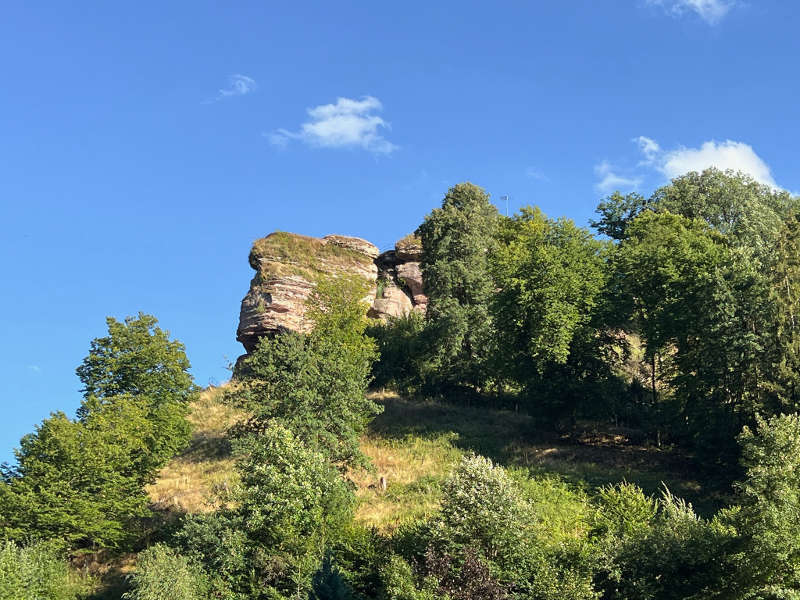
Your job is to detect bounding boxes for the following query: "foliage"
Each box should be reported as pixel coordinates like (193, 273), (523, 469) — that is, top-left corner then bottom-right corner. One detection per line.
(425, 455), (597, 600)
(612, 209), (774, 457)
(731, 414), (800, 596)
(233, 424), (354, 559)
(652, 168), (795, 262)
(174, 423), (355, 599)
(379, 554), (438, 600)
(597, 489), (734, 600)
(368, 312), (428, 392)
(0, 314), (195, 550)
(416, 182), (499, 390)
(232, 275), (380, 470)
(0, 399), (155, 549)
(491, 207), (610, 408)
(591, 191), (652, 241)
(123, 544), (208, 600)
(0, 540), (90, 600)
(76, 313), (195, 469)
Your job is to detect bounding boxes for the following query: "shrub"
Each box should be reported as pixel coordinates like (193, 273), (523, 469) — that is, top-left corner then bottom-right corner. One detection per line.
(0, 540), (89, 600)
(368, 312), (428, 392)
(124, 544), (208, 600)
(598, 489), (732, 600)
(433, 455), (531, 561)
(379, 555), (438, 600)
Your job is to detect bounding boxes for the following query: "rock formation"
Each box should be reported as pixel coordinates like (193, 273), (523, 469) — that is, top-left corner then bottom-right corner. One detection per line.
(236, 231), (427, 354)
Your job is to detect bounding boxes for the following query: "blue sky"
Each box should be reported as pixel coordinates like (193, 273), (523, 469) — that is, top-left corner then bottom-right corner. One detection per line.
(1, 0), (798, 461)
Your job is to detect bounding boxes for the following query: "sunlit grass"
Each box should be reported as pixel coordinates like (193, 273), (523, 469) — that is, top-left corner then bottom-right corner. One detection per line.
(146, 385), (244, 513)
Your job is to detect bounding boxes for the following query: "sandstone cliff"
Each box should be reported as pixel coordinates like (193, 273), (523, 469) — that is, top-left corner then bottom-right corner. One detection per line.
(236, 231), (426, 353)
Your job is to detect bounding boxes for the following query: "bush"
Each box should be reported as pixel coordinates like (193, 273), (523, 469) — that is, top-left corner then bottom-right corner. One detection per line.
(598, 489), (733, 600)
(379, 555), (438, 600)
(124, 544), (208, 600)
(429, 456), (597, 600)
(368, 312), (428, 392)
(433, 455), (531, 560)
(0, 540), (89, 600)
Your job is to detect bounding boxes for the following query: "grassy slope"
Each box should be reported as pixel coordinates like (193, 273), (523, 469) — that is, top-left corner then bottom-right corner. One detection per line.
(149, 386), (726, 529)
(147, 387), (243, 514)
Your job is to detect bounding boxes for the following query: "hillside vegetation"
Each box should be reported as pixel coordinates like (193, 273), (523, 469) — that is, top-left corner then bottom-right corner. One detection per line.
(6, 171), (800, 599)
(149, 386), (719, 531)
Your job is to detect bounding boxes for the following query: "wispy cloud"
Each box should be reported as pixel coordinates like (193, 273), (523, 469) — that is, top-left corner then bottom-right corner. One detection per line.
(525, 167), (549, 181)
(647, 0), (737, 24)
(269, 96), (397, 154)
(207, 74), (257, 103)
(27, 365), (41, 374)
(594, 160), (643, 193)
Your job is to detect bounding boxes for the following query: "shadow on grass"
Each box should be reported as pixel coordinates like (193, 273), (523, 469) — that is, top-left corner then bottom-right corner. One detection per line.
(368, 394), (731, 516)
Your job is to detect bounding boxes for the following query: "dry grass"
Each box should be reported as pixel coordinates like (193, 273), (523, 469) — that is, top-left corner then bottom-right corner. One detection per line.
(352, 432), (462, 530)
(148, 387), (722, 532)
(147, 385), (245, 513)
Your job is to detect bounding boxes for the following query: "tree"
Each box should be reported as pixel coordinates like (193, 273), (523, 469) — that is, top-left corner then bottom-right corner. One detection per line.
(591, 191), (652, 241)
(416, 182), (499, 389)
(652, 168), (795, 263)
(77, 313), (195, 468)
(730, 414), (800, 596)
(0, 314), (195, 550)
(0, 399), (155, 549)
(613, 210), (777, 459)
(232, 275), (380, 470)
(491, 207), (608, 388)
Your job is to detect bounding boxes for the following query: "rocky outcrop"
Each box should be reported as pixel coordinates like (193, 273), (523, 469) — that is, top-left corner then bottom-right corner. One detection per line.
(236, 231), (427, 353)
(368, 237), (428, 319)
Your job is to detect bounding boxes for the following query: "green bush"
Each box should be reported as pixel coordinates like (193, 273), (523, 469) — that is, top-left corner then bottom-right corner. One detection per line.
(598, 489), (733, 600)
(0, 540), (89, 600)
(124, 544), (208, 600)
(379, 555), (438, 600)
(368, 312), (428, 392)
(428, 456), (597, 600)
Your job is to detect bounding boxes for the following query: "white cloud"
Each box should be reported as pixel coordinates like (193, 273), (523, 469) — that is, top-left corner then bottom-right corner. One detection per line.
(648, 0), (736, 24)
(270, 96), (397, 154)
(594, 160), (643, 193)
(597, 136), (781, 195)
(27, 365), (41, 374)
(208, 74), (257, 102)
(637, 138), (777, 188)
(525, 167), (549, 181)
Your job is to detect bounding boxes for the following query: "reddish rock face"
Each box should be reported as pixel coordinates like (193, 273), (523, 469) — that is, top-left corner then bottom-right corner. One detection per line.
(236, 231), (427, 353)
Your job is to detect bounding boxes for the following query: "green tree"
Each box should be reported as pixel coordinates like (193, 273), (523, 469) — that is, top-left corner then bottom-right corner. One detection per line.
(730, 414), (800, 596)
(416, 182), (499, 390)
(232, 275), (379, 470)
(591, 191), (652, 241)
(612, 211), (772, 452)
(491, 207), (608, 388)
(77, 312), (195, 468)
(0, 398), (154, 549)
(0, 314), (195, 550)
(653, 168), (795, 262)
